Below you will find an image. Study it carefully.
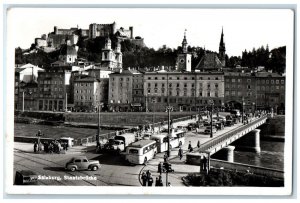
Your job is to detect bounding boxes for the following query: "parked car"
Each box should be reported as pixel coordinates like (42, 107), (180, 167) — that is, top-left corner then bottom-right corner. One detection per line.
(225, 119), (234, 127)
(187, 123), (198, 131)
(176, 126), (188, 132)
(14, 170), (38, 185)
(204, 126), (217, 134)
(215, 122), (224, 130)
(65, 156), (101, 172)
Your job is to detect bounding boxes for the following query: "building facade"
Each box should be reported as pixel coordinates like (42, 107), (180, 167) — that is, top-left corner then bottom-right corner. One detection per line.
(131, 72), (144, 111)
(144, 71), (225, 112)
(224, 72), (257, 112)
(108, 69), (140, 112)
(255, 72), (285, 113)
(224, 71), (285, 114)
(73, 76), (102, 112)
(37, 66), (72, 111)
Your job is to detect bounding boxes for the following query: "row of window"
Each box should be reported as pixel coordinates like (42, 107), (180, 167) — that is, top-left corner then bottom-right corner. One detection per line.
(76, 89), (93, 94)
(226, 78), (285, 85)
(225, 91), (252, 96)
(75, 95), (95, 101)
(257, 86), (284, 91)
(40, 80), (63, 85)
(146, 76), (220, 80)
(74, 83), (93, 87)
(146, 83), (219, 88)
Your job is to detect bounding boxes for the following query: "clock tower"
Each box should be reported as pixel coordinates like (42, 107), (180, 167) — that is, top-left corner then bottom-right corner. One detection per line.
(176, 30), (191, 72)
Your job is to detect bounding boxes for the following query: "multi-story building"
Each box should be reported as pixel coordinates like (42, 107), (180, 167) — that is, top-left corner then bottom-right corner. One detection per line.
(73, 76), (103, 112)
(131, 72), (144, 111)
(108, 69), (140, 112)
(17, 81), (39, 111)
(224, 72), (257, 112)
(37, 66), (72, 111)
(224, 71), (285, 114)
(144, 71), (225, 112)
(255, 72), (285, 113)
(14, 64), (44, 110)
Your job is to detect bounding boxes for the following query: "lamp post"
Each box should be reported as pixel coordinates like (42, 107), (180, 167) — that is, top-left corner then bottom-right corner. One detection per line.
(208, 99), (214, 138)
(96, 103), (103, 148)
(166, 105), (173, 157)
(242, 97), (245, 124)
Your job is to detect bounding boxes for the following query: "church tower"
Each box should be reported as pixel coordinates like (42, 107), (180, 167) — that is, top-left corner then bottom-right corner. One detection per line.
(219, 27), (226, 67)
(115, 38), (123, 69)
(101, 36), (115, 69)
(176, 30), (191, 72)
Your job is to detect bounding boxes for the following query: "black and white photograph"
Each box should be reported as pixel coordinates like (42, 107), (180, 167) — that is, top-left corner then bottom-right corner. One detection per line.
(3, 3), (295, 196)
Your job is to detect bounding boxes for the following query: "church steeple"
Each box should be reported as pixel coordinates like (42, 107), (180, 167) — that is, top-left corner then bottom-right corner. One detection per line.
(219, 27), (226, 67)
(182, 29), (188, 54)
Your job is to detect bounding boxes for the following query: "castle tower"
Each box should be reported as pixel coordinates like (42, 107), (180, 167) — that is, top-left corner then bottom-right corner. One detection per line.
(219, 27), (226, 67)
(176, 30), (191, 72)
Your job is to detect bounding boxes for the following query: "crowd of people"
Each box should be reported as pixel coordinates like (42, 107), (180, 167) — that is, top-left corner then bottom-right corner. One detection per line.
(141, 170), (171, 187)
(33, 130), (69, 154)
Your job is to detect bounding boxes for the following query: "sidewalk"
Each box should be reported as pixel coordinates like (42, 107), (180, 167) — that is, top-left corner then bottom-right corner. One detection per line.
(14, 142), (92, 154)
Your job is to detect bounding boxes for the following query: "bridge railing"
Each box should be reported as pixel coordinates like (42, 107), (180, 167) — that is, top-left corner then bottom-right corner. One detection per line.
(200, 115), (268, 152)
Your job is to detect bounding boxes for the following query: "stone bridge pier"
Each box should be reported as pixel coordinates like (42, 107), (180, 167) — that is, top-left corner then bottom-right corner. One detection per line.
(212, 146), (236, 162)
(234, 129), (261, 153)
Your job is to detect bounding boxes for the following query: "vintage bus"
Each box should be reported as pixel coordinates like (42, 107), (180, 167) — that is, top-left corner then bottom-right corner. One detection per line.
(125, 140), (157, 165)
(151, 129), (185, 153)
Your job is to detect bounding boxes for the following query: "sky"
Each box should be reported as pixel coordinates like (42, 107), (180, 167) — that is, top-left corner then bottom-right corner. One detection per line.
(7, 8), (293, 57)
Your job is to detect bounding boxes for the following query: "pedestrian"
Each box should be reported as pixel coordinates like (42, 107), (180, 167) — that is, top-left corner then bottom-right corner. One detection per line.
(158, 162), (163, 174)
(66, 142), (69, 151)
(163, 152), (168, 162)
(197, 140), (201, 148)
(178, 147), (183, 160)
(146, 170), (151, 180)
(148, 174), (153, 187)
(33, 142), (37, 153)
(158, 175), (163, 186)
(188, 141), (193, 152)
(141, 172), (147, 186)
(155, 177), (159, 186)
(203, 156), (207, 172)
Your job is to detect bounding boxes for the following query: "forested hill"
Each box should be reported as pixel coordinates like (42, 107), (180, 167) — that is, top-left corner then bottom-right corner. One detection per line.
(15, 36), (286, 74)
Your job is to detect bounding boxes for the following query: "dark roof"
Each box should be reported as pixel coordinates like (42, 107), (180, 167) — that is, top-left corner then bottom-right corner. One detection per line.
(195, 52), (223, 70)
(255, 72), (283, 77)
(224, 72), (253, 77)
(15, 68), (26, 73)
(74, 76), (100, 82)
(110, 69), (141, 75)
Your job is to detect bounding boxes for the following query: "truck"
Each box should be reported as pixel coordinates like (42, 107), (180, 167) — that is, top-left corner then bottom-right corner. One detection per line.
(107, 133), (137, 153)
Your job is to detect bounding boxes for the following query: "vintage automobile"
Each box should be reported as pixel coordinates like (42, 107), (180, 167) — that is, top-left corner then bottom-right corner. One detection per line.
(65, 156), (101, 172)
(14, 170), (38, 185)
(204, 126), (217, 134)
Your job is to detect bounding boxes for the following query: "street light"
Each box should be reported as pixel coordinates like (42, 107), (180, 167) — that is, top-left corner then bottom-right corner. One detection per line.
(96, 103), (103, 149)
(208, 99), (214, 138)
(242, 97), (245, 124)
(166, 105), (173, 157)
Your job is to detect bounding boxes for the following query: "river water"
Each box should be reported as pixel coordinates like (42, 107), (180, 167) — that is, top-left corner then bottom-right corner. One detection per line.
(234, 140), (284, 171)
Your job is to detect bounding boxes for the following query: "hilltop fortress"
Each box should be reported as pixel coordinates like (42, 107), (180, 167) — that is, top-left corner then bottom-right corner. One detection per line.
(34, 22), (144, 50)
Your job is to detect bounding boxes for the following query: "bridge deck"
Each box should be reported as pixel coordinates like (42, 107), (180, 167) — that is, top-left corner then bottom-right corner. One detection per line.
(198, 115), (268, 155)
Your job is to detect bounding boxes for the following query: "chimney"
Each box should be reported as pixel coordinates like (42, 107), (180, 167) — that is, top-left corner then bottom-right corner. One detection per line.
(129, 26), (133, 39)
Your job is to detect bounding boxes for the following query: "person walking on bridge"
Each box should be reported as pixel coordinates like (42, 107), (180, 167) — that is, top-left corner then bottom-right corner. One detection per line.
(178, 147), (183, 160)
